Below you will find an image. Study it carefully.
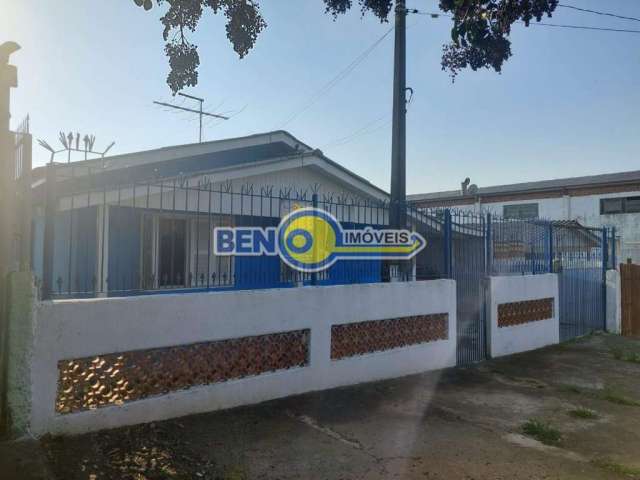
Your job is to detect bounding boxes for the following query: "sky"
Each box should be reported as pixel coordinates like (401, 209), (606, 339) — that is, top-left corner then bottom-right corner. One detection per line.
(1, 0), (639, 195)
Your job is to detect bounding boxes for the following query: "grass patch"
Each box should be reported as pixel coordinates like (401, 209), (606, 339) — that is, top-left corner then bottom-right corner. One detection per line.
(559, 384), (583, 395)
(592, 458), (640, 477)
(221, 465), (248, 480)
(610, 347), (640, 364)
(560, 384), (640, 407)
(611, 347), (624, 360)
(568, 407), (597, 419)
(521, 419), (562, 446)
(601, 388), (640, 407)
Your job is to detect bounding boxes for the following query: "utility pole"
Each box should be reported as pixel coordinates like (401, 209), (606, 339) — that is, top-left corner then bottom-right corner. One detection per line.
(390, 0), (407, 225)
(389, 0), (408, 279)
(153, 93), (229, 144)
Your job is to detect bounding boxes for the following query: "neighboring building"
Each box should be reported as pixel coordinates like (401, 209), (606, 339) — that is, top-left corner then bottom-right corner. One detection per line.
(31, 131), (390, 297)
(408, 170), (640, 263)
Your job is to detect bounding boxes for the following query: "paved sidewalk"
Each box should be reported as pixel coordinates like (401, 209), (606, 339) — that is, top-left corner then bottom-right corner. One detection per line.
(0, 436), (52, 480)
(5, 333), (640, 479)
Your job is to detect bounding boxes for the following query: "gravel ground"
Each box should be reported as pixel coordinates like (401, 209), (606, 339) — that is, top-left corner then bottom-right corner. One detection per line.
(2, 333), (640, 479)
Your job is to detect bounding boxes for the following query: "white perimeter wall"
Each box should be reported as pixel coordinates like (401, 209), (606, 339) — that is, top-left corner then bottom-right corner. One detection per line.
(486, 274), (559, 358)
(29, 280), (456, 436)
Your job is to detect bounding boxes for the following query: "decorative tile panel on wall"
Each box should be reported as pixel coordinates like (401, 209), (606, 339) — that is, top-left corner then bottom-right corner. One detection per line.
(56, 329), (310, 414)
(331, 314), (448, 360)
(497, 298), (554, 328)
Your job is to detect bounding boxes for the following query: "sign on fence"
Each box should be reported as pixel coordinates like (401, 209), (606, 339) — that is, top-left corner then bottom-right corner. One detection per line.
(214, 207), (426, 272)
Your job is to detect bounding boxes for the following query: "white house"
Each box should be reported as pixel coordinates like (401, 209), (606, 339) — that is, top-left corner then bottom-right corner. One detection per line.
(408, 171), (640, 263)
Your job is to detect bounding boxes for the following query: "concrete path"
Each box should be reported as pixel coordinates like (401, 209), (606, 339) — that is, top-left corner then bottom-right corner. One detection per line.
(5, 333), (640, 479)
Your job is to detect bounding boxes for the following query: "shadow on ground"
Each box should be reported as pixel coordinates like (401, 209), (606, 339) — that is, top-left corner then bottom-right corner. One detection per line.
(2, 333), (640, 479)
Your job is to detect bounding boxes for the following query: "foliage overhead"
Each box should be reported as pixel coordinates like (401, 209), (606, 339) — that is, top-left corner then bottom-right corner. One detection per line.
(132, 0), (558, 93)
(439, 0), (559, 79)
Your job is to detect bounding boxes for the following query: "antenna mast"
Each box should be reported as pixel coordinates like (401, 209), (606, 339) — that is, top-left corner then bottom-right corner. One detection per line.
(153, 93), (229, 143)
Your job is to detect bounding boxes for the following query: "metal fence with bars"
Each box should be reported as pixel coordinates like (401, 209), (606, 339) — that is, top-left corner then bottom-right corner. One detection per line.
(32, 171), (616, 302)
(30, 169), (618, 364)
(553, 222), (613, 341)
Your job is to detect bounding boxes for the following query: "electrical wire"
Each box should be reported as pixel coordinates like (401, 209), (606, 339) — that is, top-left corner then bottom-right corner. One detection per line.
(531, 22), (640, 34)
(277, 26), (395, 129)
(321, 90), (415, 150)
(558, 3), (640, 23)
(321, 113), (391, 149)
(410, 9), (640, 34)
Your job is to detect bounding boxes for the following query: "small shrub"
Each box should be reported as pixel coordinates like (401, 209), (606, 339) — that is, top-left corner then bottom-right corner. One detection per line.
(521, 419), (562, 446)
(568, 407), (597, 419)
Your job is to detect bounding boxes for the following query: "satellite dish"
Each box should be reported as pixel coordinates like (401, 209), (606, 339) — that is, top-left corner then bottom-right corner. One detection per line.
(461, 177), (471, 195)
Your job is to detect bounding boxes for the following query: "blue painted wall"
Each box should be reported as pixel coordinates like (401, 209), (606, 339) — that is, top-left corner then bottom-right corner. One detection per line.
(51, 207), (98, 295)
(233, 217), (381, 290)
(108, 206), (142, 294)
(39, 208), (382, 298)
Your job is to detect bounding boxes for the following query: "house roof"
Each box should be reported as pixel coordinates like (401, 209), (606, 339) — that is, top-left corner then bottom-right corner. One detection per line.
(32, 130), (388, 200)
(408, 169), (640, 203)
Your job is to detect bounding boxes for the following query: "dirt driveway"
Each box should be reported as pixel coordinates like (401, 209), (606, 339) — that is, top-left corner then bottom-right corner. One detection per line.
(3, 333), (640, 479)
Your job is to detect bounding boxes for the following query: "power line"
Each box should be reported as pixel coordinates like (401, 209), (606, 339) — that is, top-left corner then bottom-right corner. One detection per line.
(558, 4), (640, 23)
(327, 121), (391, 150)
(531, 21), (640, 34)
(410, 10), (449, 18)
(321, 89), (414, 150)
(408, 10), (450, 18)
(410, 9), (640, 34)
(321, 113), (391, 150)
(277, 26), (395, 129)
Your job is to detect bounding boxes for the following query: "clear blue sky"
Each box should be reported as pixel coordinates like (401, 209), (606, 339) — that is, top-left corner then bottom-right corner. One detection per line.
(1, 0), (638, 194)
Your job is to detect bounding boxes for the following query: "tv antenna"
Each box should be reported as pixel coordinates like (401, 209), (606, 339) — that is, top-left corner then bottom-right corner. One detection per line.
(153, 93), (229, 143)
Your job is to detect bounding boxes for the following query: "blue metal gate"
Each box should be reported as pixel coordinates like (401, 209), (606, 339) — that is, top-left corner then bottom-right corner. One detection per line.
(553, 224), (611, 341)
(450, 211), (487, 366)
(412, 207), (488, 365)
(393, 205), (615, 362)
